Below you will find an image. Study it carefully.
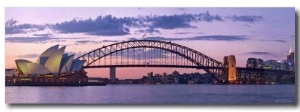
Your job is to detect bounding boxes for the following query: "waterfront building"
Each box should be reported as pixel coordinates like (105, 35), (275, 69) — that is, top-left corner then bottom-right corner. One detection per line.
(15, 45), (85, 77)
(281, 60), (290, 71)
(263, 60), (277, 69)
(286, 48), (295, 66)
(172, 70), (180, 77)
(147, 72), (153, 78)
(286, 48), (295, 71)
(246, 58), (257, 68)
(275, 61), (283, 70)
(246, 58), (263, 69)
(6, 45), (88, 86)
(257, 59), (264, 69)
(255, 49), (295, 71)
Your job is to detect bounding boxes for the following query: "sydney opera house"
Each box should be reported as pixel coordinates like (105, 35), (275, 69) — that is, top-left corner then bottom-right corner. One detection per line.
(5, 45), (90, 86)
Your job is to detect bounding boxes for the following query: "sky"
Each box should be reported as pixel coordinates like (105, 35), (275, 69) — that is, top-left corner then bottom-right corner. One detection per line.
(5, 7), (295, 79)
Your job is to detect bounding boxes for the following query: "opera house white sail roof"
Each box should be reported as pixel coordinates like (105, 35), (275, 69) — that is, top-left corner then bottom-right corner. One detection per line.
(15, 45), (86, 77)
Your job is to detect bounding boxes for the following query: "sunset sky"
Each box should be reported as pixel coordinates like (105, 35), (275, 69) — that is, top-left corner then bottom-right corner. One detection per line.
(5, 7), (295, 79)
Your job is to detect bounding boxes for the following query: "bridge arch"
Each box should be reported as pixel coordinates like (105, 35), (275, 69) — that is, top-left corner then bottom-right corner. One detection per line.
(76, 40), (224, 81)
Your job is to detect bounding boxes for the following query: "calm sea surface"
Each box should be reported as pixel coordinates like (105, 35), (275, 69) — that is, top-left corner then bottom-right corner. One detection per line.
(5, 84), (296, 104)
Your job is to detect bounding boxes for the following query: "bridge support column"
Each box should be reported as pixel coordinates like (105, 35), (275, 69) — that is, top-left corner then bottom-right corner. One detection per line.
(222, 56), (229, 82)
(223, 55), (237, 83)
(110, 66), (116, 83)
(228, 55), (237, 83)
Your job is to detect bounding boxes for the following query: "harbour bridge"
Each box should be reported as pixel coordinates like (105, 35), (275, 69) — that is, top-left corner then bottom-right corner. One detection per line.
(76, 40), (295, 83)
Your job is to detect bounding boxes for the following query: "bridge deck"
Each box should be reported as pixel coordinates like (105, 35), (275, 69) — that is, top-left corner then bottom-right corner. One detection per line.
(83, 65), (223, 69)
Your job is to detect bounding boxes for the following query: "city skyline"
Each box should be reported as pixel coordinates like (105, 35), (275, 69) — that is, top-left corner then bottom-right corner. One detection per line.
(5, 7), (295, 79)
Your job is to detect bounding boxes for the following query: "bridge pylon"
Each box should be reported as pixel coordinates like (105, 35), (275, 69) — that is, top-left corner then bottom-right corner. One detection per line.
(223, 55), (237, 83)
(110, 66), (116, 83)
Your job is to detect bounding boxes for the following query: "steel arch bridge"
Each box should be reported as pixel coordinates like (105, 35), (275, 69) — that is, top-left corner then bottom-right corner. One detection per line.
(76, 40), (224, 81)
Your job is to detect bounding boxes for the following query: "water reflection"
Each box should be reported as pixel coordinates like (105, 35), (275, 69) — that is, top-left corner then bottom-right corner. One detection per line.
(6, 85), (295, 104)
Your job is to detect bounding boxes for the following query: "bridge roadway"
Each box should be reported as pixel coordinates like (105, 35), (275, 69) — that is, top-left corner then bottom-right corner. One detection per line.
(8, 65), (293, 74)
(83, 65), (294, 75)
(83, 65), (222, 69)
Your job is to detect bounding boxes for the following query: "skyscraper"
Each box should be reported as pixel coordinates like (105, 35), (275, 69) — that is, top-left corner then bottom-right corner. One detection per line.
(286, 48), (295, 71)
(257, 59), (264, 69)
(286, 48), (295, 66)
(246, 58), (257, 68)
(246, 58), (263, 68)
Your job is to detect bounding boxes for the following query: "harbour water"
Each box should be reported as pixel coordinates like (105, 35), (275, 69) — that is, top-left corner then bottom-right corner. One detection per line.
(5, 84), (296, 104)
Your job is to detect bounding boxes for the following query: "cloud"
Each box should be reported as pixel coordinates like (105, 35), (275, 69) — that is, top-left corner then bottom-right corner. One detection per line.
(102, 40), (120, 43)
(258, 39), (287, 43)
(6, 12), (263, 40)
(17, 54), (40, 58)
(246, 52), (279, 58)
(174, 32), (191, 34)
(226, 15), (263, 23)
(247, 52), (273, 55)
(5, 19), (18, 27)
(74, 40), (101, 45)
(189, 35), (247, 41)
(128, 37), (138, 41)
(147, 12), (223, 29)
(5, 33), (80, 43)
(141, 36), (183, 41)
(33, 33), (52, 38)
(195, 11), (224, 22)
(51, 12), (224, 36)
(242, 24), (251, 27)
(140, 35), (247, 41)
(5, 37), (65, 43)
(5, 23), (46, 34)
(137, 27), (160, 34)
(271, 40), (287, 43)
(178, 8), (185, 10)
(174, 32), (204, 35)
(148, 14), (196, 29)
(52, 15), (132, 36)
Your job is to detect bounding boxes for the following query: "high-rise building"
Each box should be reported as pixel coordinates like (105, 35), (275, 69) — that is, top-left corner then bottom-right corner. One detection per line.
(246, 58), (257, 68)
(263, 60), (277, 69)
(275, 62), (283, 70)
(286, 48), (295, 66)
(246, 58), (263, 69)
(281, 60), (289, 70)
(257, 59), (263, 69)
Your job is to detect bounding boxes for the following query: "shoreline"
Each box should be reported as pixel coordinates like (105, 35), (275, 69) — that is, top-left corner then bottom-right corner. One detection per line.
(5, 82), (106, 86)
